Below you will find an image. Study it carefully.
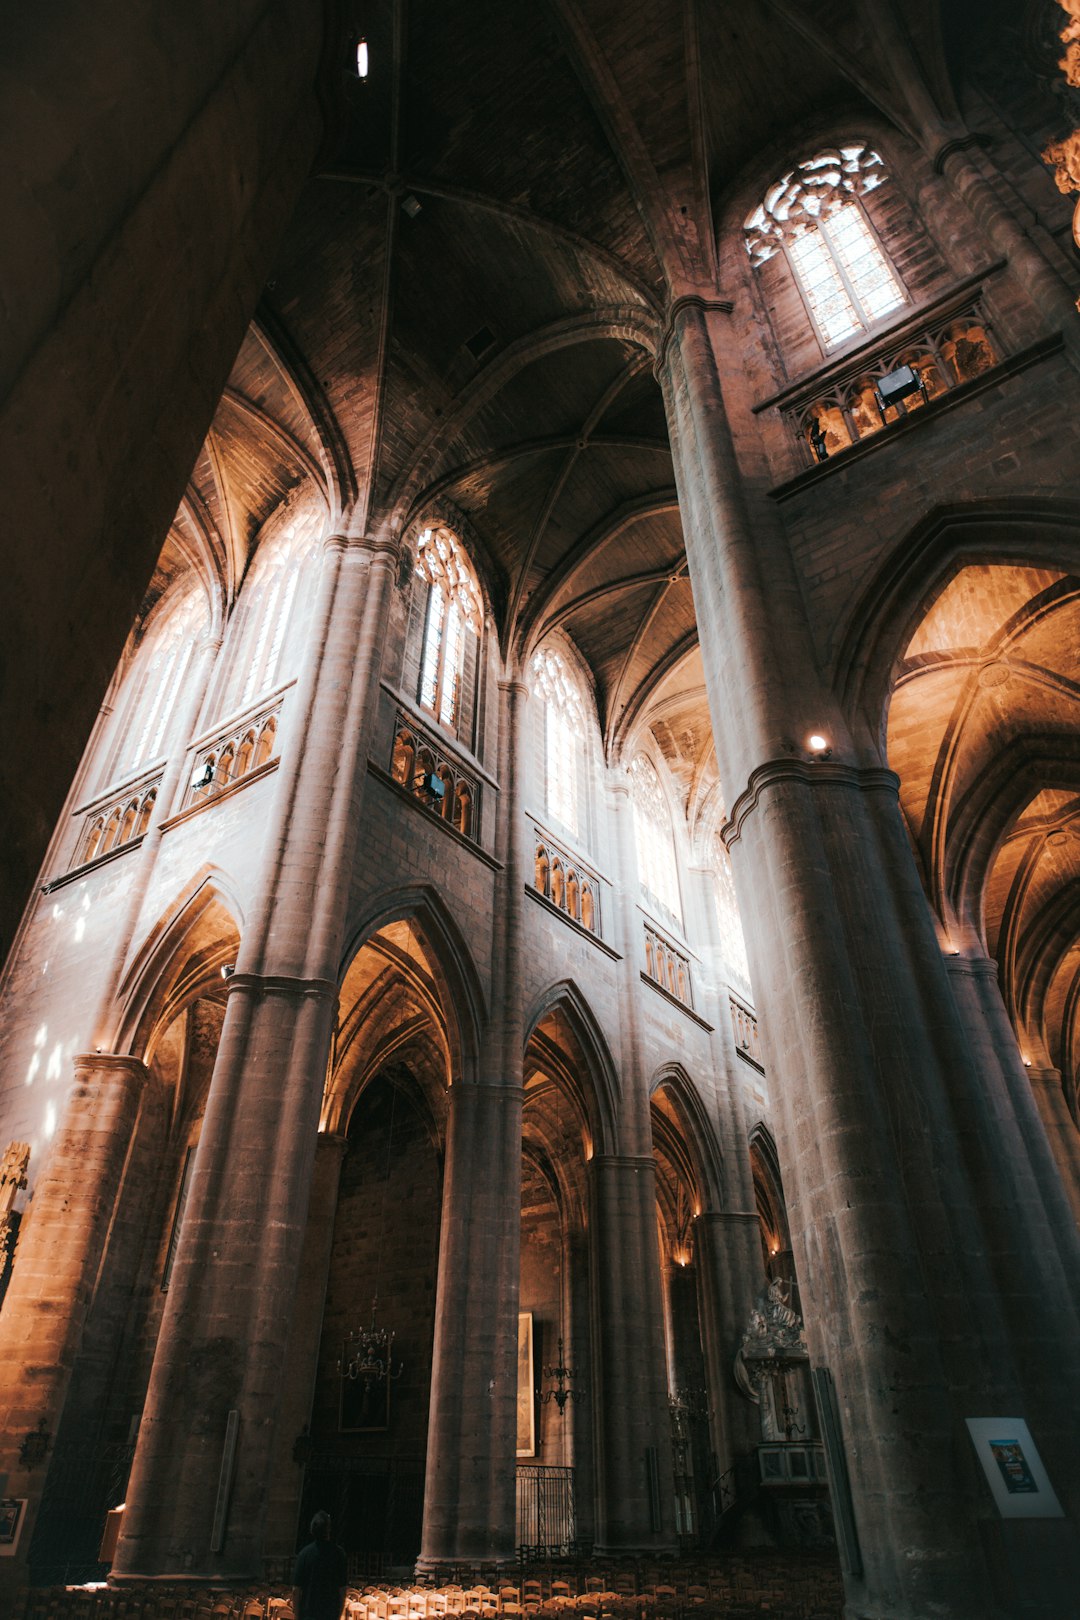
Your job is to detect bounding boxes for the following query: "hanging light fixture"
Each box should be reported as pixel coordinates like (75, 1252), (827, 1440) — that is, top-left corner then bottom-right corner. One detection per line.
(540, 1336), (581, 1413)
(338, 1295), (403, 1389)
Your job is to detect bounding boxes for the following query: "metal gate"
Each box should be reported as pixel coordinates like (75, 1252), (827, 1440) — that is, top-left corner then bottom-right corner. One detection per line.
(515, 1465), (576, 1556)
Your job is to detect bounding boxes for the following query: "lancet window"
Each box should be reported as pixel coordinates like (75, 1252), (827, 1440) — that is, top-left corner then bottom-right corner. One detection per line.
(629, 755), (681, 925)
(414, 525), (483, 734)
(118, 587), (207, 776)
(233, 513), (319, 710)
(712, 833), (752, 994)
(531, 646), (586, 837)
(745, 146), (906, 350)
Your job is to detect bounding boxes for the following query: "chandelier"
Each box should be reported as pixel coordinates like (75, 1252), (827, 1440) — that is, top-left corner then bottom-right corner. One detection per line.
(539, 1337), (583, 1414)
(338, 1297), (403, 1390)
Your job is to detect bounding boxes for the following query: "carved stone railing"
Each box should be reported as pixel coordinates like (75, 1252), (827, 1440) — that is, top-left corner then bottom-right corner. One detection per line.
(644, 922), (693, 1008)
(766, 289), (1000, 467)
(730, 995), (763, 1068)
(389, 711), (481, 843)
(532, 827), (603, 936)
(184, 697), (282, 810)
(73, 770), (163, 868)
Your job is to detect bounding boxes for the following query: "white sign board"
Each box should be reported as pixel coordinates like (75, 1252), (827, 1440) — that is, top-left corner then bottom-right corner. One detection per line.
(965, 1418), (1064, 1519)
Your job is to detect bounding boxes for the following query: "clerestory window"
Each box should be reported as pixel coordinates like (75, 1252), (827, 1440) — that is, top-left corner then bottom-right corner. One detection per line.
(531, 645), (586, 837)
(414, 525), (483, 733)
(745, 145), (906, 351)
(629, 754), (681, 925)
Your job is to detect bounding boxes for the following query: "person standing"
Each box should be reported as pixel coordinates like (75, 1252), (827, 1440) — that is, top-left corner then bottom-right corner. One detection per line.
(291, 1510), (348, 1620)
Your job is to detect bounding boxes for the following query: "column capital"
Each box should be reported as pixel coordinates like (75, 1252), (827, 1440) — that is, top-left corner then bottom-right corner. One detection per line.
(497, 678), (529, 699)
(225, 972), (339, 1004)
(693, 1209), (759, 1224)
(931, 132), (987, 174)
(943, 952), (1000, 983)
(72, 1052), (149, 1084)
(723, 758), (899, 848)
(654, 292), (735, 377)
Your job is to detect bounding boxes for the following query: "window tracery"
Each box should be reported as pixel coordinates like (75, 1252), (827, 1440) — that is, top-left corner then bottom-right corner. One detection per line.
(629, 755), (681, 924)
(414, 525), (482, 732)
(531, 646), (587, 837)
(745, 146), (906, 350)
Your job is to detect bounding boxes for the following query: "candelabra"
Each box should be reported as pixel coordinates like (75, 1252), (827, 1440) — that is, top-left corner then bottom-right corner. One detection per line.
(539, 1337), (584, 1413)
(338, 1298), (403, 1391)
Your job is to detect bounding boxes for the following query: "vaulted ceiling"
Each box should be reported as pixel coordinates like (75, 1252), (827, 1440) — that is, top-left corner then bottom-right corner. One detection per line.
(139, 0), (1078, 1108)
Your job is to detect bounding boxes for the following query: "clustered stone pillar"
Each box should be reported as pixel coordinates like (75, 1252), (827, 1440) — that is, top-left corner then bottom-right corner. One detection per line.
(263, 1130), (349, 1559)
(418, 678), (529, 1570)
(0, 1055), (147, 1598)
(591, 779), (677, 1554)
(112, 532), (401, 1580)
(683, 861), (768, 1468)
(659, 295), (1080, 1618)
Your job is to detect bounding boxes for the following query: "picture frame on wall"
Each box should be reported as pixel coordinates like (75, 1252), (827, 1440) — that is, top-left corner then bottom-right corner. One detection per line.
(0, 1498), (26, 1556)
(516, 1311), (535, 1457)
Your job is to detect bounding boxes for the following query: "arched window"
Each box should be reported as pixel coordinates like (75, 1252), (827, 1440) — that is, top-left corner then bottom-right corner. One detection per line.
(232, 515), (318, 710)
(119, 586), (207, 776)
(745, 146), (906, 350)
(712, 833), (752, 995)
(629, 755), (682, 924)
(531, 645), (586, 837)
(414, 525), (483, 733)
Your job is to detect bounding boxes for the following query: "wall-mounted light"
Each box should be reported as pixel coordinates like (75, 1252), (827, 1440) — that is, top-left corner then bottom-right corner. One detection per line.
(221, 964), (236, 981)
(807, 733), (831, 758)
(353, 36), (369, 78)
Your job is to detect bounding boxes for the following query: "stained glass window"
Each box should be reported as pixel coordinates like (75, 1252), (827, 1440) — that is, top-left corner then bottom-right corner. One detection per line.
(745, 146), (905, 350)
(629, 755), (681, 924)
(415, 525), (482, 732)
(531, 645), (586, 836)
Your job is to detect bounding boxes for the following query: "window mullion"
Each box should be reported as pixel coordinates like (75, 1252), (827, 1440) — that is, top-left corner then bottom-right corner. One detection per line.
(818, 216), (870, 329)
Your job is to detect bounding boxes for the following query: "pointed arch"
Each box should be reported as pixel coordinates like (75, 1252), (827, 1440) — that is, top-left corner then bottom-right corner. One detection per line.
(523, 979), (620, 1158)
(832, 498), (1080, 748)
(649, 1063), (727, 1212)
(338, 885), (487, 1087)
(113, 866), (245, 1059)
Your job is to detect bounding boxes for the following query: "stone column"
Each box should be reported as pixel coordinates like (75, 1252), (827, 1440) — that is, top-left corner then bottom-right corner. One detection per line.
(934, 140), (1080, 366)
(682, 861), (766, 1467)
(419, 1083), (524, 1568)
(585, 780), (676, 1553)
(945, 954), (1080, 1267)
(658, 296), (1080, 1618)
(1028, 1069), (1080, 1228)
(418, 678), (528, 1571)
(0, 1055), (147, 1597)
(263, 1131), (348, 1559)
(692, 1212), (762, 1461)
(112, 533), (401, 1580)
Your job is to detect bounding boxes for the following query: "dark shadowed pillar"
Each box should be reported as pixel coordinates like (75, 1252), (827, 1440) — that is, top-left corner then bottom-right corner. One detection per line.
(1, 0), (331, 961)
(0, 1055), (147, 1598)
(658, 295), (1080, 1619)
(418, 678), (529, 1570)
(112, 535), (400, 1579)
(264, 1131), (349, 1559)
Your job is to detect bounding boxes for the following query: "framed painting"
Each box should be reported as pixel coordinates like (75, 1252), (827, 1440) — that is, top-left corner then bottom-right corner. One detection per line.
(516, 1311), (535, 1457)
